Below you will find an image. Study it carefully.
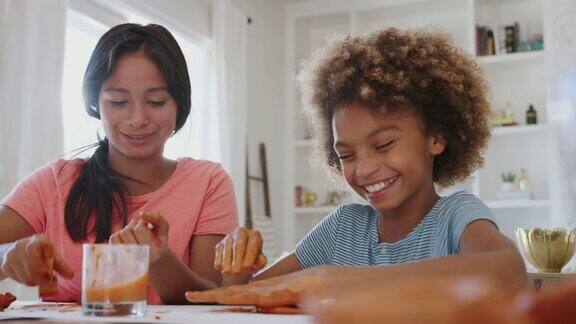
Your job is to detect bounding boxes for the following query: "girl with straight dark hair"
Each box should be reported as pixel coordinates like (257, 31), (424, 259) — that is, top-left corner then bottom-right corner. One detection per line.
(0, 23), (239, 304)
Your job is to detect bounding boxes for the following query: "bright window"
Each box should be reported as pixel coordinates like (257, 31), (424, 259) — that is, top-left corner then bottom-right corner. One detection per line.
(62, 9), (106, 157)
(163, 35), (217, 161)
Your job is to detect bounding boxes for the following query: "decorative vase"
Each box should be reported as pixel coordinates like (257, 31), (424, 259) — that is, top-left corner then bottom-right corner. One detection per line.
(501, 182), (515, 191)
(517, 169), (532, 193)
(516, 228), (576, 273)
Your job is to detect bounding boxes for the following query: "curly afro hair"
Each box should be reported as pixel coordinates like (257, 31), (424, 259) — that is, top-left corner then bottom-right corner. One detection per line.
(297, 27), (491, 187)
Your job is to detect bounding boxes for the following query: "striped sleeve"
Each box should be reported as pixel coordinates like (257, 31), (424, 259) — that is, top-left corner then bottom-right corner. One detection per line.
(294, 206), (342, 269)
(448, 192), (497, 254)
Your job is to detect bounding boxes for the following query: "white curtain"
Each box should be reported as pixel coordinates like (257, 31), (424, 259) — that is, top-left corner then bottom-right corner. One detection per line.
(0, 0), (66, 197)
(0, 0), (66, 299)
(212, 0), (248, 226)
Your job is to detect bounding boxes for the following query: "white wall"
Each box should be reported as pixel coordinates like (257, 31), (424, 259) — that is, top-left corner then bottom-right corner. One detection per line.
(229, 0), (287, 253)
(89, 0), (212, 43)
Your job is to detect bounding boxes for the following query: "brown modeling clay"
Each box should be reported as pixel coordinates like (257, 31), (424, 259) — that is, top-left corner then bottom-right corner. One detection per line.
(0, 292), (16, 311)
(185, 274), (324, 308)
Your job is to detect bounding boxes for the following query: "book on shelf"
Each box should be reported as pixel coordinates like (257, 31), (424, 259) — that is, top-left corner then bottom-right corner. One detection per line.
(496, 26), (506, 55)
(476, 22), (543, 56)
(475, 26), (495, 56)
(486, 30), (495, 56)
(505, 25), (516, 53)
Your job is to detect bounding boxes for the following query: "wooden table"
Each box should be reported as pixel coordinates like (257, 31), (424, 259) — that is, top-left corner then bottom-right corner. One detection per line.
(0, 302), (313, 323)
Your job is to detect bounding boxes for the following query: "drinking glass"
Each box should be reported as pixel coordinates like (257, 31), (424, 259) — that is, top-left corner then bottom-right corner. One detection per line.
(82, 244), (149, 316)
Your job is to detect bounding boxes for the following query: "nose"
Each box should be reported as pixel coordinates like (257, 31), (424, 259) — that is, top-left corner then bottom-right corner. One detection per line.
(126, 102), (150, 128)
(355, 153), (380, 181)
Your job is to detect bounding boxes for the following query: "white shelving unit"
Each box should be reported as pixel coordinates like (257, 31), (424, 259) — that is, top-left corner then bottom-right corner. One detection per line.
(485, 199), (550, 209)
(283, 0), (557, 249)
(491, 124), (548, 136)
(477, 50), (545, 66)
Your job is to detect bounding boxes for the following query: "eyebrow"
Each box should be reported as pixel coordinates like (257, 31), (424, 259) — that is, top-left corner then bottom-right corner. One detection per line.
(102, 86), (169, 93)
(334, 125), (401, 148)
(103, 87), (129, 94)
(146, 86), (169, 93)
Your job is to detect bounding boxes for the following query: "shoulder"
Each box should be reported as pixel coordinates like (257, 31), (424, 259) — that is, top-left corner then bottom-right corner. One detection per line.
(27, 158), (86, 186)
(299, 203), (374, 243)
(438, 191), (489, 214)
(324, 202), (377, 230)
(174, 158), (232, 194)
(438, 192), (497, 253)
(4, 158), (86, 207)
(337, 202), (377, 219)
(438, 191), (494, 228)
(177, 157), (228, 177)
(443, 190), (484, 202)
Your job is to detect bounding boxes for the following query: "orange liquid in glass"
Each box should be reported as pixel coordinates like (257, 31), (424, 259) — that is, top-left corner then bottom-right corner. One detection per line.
(86, 273), (148, 302)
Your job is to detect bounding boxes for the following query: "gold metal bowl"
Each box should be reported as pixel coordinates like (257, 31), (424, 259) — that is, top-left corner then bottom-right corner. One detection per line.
(516, 228), (576, 273)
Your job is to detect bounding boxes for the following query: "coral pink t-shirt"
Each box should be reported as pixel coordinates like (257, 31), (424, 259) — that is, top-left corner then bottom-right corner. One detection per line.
(1, 157), (238, 304)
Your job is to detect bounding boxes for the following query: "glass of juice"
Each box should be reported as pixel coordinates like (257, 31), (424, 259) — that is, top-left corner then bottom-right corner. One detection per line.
(82, 244), (149, 316)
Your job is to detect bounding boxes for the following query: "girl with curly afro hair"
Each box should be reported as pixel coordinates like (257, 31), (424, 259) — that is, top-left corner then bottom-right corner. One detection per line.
(195, 28), (526, 304)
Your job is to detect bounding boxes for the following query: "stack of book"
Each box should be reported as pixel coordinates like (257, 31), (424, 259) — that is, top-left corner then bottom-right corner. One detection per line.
(476, 22), (543, 56)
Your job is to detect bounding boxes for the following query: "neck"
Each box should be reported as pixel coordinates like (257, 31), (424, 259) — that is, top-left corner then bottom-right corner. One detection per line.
(107, 145), (176, 196)
(377, 181), (439, 243)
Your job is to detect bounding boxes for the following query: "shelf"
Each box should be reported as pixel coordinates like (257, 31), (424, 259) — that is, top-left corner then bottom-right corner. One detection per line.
(477, 0), (536, 6)
(294, 139), (313, 148)
(476, 51), (544, 68)
(295, 126), (549, 145)
(485, 199), (550, 209)
(294, 206), (338, 214)
(491, 124), (548, 136)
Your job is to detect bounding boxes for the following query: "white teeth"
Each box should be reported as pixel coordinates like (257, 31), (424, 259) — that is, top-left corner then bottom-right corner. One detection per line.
(128, 134), (151, 140)
(364, 177), (397, 193)
(366, 182), (385, 193)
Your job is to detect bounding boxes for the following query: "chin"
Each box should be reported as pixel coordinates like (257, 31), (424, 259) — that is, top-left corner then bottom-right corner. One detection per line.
(371, 201), (400, 214)
(121, 147), (160, 160)
(369, 192), (406, 214)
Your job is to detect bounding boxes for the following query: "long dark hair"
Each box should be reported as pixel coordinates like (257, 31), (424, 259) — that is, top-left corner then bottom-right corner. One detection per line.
(65, 23), (191, 243)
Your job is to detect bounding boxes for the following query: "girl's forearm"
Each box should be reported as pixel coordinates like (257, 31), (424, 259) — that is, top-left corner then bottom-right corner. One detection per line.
(148, 248), (217, 304)
(316, 248), (526, 292)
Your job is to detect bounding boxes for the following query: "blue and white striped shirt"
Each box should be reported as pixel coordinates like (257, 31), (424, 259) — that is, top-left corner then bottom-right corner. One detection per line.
(295, 191), (495, 268)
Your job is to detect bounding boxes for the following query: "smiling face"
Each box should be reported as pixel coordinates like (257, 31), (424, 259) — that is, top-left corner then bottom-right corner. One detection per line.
(98, 50), (178, 161)
(333, 103), (446, 214)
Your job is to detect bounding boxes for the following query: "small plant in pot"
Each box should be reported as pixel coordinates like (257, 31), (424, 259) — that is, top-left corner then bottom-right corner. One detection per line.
(501, 171), (517, 191)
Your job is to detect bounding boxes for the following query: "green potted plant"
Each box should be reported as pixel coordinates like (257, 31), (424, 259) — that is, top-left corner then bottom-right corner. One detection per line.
(501, 171), (516, 191)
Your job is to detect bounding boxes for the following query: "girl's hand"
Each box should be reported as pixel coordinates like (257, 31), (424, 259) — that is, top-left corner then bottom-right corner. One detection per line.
(0, 235), (74, 288)
(109, 211), (169, 264)
(214, 227), (267, 276)
(186, 270), (325, 307)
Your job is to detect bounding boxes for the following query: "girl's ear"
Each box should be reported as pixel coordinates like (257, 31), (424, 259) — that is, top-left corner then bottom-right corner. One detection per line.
(429, 133), (446, 156)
